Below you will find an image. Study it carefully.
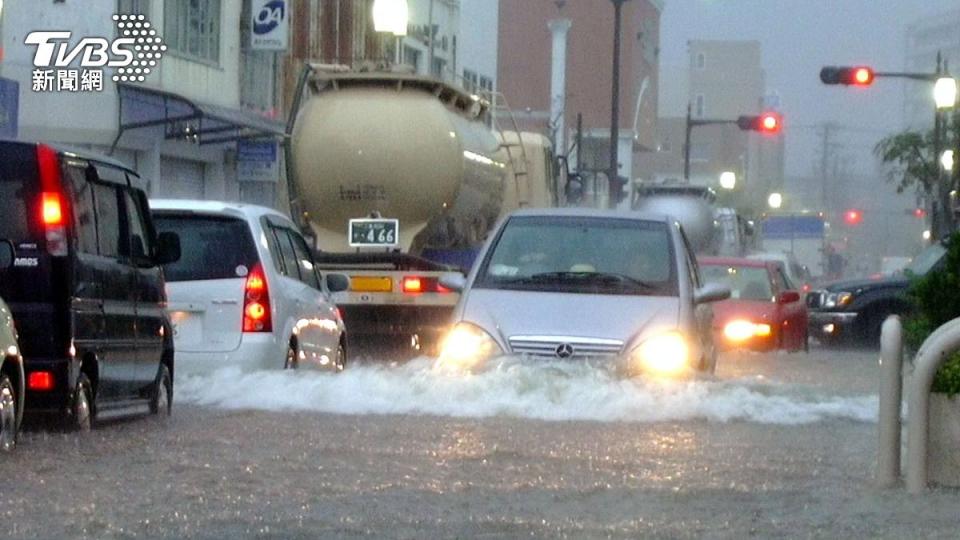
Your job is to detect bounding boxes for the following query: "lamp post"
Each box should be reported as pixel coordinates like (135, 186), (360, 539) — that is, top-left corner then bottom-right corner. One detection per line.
(608, 0), (629, 209)
(373, 0), (408, 65)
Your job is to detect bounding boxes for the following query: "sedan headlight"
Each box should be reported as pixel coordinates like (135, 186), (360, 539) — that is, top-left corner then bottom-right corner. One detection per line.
(723, 320), (772, 342)
(823, 291), (854, 309)
(629, 331), (691, 377)
(437, 322), (503, 369)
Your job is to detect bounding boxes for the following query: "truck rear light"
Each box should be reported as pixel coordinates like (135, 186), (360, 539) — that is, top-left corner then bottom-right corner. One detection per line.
(401, 276), (451, 294)
(28, 371), (54, 391)
(242, 263), (272, 332)
(37, 145), (68, 256)
(402, 277), (423, 293)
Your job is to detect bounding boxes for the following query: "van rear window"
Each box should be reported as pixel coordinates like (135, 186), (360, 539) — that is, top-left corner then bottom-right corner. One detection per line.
(153, 213), (259, 282)
(0, 143), (40, 244)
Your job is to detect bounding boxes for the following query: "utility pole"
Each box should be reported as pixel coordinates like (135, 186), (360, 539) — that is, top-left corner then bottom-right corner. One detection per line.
(818, 122), (837, 210)
(427, 0), (435, 75)
(608, 0), (629, 209)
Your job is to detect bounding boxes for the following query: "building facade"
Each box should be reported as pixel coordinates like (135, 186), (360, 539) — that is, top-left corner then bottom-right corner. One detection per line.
(636, 40), (785, 215)
(497, 0), (663, 207)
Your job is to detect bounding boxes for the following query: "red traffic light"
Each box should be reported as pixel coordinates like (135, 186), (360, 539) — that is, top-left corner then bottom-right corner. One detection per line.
(821, 66), (876, 86)
(914, 208), (926, 219)
(843, 209), (863, 225)
(737, 112), (783, 134)
(852, 67), (874, 86)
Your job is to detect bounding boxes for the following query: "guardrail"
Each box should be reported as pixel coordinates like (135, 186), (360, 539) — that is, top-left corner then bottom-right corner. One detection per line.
(878, 314), (960, 493)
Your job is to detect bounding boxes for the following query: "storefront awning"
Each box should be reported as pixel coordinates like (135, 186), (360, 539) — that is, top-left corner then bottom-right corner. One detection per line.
(115, 83), (285, 146)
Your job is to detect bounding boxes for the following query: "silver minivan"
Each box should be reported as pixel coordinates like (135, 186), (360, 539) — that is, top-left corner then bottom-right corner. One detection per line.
(437, 208), (729, 377)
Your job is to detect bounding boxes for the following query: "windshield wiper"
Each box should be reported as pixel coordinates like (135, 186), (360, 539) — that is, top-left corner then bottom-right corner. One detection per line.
(522, 271), (658, 290)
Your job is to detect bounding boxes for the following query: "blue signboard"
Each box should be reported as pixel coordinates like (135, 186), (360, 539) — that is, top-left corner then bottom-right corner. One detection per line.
(237, 140), (279, 182)
(0, 78), (20, 139)
(762, 215), (825, 239)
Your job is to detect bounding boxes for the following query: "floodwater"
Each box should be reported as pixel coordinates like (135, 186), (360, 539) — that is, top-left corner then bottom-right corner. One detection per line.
(2, 347), (958, 539)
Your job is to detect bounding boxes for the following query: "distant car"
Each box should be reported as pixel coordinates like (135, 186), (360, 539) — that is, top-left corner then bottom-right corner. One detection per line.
(0, 142), (180, 430)
(0, 241), (24, 450)
(436, 208), (730, 377)
(747, 251), (814, 294)
(151, 200), (351, 374)
(699, 257), (809, 353)
(808, 240), (947, 346)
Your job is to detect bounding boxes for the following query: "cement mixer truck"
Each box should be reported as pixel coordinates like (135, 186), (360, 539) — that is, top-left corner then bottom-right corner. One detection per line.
(286, 66), (572, 352)
(631, 182), (753, 256)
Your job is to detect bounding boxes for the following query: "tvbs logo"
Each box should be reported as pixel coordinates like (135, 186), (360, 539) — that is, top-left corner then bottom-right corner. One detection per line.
(26, 14), (166, 92)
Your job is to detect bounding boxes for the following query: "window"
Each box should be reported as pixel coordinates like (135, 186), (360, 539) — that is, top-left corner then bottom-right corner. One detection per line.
(479, 76), (493, 93)
(153, 214), (259, 282)
(431, 57), (446, 78)
(65, 166), (98, 255)
(164, 0), (221, 63)
(271, 227), (301, 280)
(695, 94), (705, 118)
(117, 0), (149, 15)
(403, 46), (421, 72)
(696, 52), (706, 69)
(289, 231), (320, 290)
(463, 69), (478, 92)
(92, 184), (120, 258)
(122, 190), (150, 259)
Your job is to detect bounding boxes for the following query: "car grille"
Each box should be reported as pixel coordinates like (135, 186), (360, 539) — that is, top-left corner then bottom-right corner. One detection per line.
(508, 336), (624, 359)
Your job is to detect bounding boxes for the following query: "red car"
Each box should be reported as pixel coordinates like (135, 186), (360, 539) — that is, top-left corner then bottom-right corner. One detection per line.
(698, 257), (809, 352)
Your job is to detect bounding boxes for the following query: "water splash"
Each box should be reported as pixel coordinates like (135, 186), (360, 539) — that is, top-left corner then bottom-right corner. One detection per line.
(176, 358), (877, 425)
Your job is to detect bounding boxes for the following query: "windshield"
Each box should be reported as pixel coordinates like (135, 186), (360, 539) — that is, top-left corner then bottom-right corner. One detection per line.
(476, 216), (676, 295)
(153, 213), (259, 282)
(905, 243), (947, 276)
(700, 264), (774, 301)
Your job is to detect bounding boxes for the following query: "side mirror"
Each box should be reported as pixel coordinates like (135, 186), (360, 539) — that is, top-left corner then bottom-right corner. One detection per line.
(155, 231), (181, 265)
(0, 240), (13, 270)
(778, 290), (801, 304)
(325, 273), (350, 293)
(694, 282), (731, 304)
(439, 273), (467, 292)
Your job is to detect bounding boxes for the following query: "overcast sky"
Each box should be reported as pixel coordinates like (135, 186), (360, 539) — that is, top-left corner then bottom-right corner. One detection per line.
(659, 0), (959, 178)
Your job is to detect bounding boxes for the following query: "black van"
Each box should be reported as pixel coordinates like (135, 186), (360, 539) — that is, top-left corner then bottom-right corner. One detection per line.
(0, 141), (180, 429)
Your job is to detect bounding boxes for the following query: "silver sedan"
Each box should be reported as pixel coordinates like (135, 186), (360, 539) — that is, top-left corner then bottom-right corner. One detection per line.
(438, 208), (730, 377)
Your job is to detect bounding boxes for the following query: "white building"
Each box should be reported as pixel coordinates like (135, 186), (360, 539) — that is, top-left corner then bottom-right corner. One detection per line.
(0, 0), (286, 208)
(397, 0), (498, 94)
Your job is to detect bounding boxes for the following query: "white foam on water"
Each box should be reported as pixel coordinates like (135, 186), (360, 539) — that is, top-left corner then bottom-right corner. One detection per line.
(175, 358), (877, 425)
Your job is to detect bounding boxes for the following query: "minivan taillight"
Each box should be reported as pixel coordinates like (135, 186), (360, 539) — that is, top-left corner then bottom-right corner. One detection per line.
(242, 263), (272, 332)
(37, 144), (67, 256)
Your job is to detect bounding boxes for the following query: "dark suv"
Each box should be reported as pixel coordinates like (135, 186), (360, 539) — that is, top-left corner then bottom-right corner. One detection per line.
(0, 141), (180, 429)
(807, 241), (946, 346)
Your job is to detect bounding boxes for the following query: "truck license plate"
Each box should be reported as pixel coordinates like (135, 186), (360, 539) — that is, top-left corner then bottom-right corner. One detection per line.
(349, 218), (399, 247)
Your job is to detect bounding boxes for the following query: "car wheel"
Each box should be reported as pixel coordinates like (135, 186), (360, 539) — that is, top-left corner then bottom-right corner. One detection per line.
(0, 375), (17, 451)
(150, 364), (172, 416)
(335, 341), (347, 372)
(71, 374), (93, 432)
(284, 341), (298, 370)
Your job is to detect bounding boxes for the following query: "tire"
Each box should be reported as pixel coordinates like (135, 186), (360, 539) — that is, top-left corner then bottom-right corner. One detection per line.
(335, 341), (347, 372)
(0, 375), (17, 451)
(284, 341), (298, 370)
(71, 374), (93, 432)
(150, 364), (172, 416)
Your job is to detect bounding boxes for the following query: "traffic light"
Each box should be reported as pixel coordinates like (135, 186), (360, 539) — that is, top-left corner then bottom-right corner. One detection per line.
(737, 112), (782, 134)
(914, 208), (926, 219)
(843, 209), (863, 225)
(820, 66), (876, 86)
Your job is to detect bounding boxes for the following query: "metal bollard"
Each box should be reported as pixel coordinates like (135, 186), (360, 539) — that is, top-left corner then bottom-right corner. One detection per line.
(877, 315), (902, 488)
(905, 317), (960, 493)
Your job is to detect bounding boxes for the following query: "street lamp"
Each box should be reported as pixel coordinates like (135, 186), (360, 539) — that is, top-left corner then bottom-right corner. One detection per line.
(768, 192), (783, 210)
(719, 171), (737, 190)
(942, 149), (955, 172)
(608, 0), (630, 209)
(373, 0), (408, 65)
(934, 77), (958, 109)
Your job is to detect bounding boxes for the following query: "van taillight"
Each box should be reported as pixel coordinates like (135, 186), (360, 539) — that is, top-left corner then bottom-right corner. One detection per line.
(242, 263), (272, 332)
(402, 276), (450, 294)
(36, 144), (68, 256)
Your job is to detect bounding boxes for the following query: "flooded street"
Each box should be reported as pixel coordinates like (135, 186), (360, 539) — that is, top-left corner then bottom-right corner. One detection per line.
(3, 347), (959, 539)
